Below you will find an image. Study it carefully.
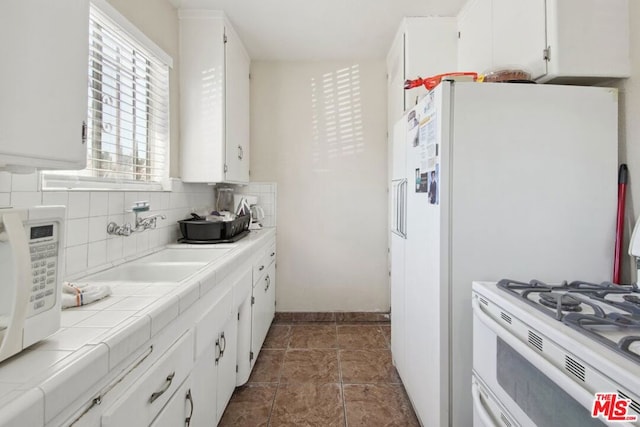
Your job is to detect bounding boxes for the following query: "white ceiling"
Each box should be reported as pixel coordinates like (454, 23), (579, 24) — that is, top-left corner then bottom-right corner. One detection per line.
(172, 0), (467, 61)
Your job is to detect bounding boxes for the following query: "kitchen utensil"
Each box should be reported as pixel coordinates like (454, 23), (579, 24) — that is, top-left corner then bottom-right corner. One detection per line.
(404, 72), (478, 91)
(216, 188), (234, 212)
(614, 164), (628, 284)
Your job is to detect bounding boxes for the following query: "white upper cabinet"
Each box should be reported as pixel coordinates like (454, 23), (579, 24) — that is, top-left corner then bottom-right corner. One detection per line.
(457, 0), (630, 84)
(0, 0), (89, 172)
(179, 10), (250, 184)
(387, 18), (458, 124)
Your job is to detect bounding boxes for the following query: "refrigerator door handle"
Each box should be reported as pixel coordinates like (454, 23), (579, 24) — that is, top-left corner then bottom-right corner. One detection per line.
(391, 179), (403, 237)
(399, 179), (407, 238)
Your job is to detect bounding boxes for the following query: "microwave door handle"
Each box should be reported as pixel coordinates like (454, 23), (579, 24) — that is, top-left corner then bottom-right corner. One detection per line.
(0, 213), (32, 361)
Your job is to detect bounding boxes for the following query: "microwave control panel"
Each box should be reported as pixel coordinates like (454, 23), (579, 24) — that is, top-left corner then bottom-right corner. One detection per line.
(27, 222), (59, 316)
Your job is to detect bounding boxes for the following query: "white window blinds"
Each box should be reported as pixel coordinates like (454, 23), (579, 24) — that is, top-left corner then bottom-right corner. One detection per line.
(44, 2), (171, 190)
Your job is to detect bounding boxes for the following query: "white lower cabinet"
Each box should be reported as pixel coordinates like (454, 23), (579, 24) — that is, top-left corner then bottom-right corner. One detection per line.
(251, 262), (276, 365)
(101, 330), (194, 426)
(149, 376), (193, 427)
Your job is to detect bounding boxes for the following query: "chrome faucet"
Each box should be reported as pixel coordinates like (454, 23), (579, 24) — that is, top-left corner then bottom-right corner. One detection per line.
(106, 201), (166, 236)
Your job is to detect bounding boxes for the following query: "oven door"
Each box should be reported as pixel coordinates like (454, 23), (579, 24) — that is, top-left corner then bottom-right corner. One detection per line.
(472, 296), (628, 427)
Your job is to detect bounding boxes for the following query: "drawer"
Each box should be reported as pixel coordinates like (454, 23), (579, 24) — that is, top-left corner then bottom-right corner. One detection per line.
(252, 243), (276, 285)
(101, 330), (194, 427)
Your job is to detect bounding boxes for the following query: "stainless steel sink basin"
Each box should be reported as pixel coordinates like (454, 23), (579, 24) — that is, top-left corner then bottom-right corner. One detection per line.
(84, 262), (205, 283)
(135, 248), (230, 263)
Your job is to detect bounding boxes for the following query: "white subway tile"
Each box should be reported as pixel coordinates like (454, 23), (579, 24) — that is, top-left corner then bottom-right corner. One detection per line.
(123, 238), (137, 258)
(136, 232), (149, 254)
(107, 238), (124, 262)
(123, 192), (138, 210)
(10, 192), (42, 208)
(65, 244), (88, 277)
(108, 192), (124, 215)
(42, 191), (69, 207)
(0, 172), (11, 192)
(0, 193), (9, 207)
(89, 192), (109, 217)
(87, 241), (107, 268)
(66, 218), (89, 247)
(67, 192), (90, 219)
(11, 172), (38, 192)
(88, 216), (107, 243)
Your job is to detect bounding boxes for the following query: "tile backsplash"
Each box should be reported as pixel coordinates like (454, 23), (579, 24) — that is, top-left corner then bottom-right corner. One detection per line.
(235, 182), (277, 227)
(0, 172), (278, 280)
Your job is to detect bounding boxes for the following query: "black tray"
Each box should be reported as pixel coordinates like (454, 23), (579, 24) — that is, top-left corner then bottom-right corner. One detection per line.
(178, 214), (250, 241)
(178, 230), (250, 244)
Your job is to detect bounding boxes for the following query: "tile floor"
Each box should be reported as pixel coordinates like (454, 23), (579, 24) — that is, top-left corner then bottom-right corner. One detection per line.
(219, 319), (419, 426)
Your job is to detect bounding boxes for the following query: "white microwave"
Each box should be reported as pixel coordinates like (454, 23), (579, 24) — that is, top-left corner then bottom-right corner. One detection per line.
(0, 206), (65, 363)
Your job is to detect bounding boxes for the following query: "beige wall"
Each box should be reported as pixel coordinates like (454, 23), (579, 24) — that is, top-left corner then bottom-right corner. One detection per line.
(250, 61), (389, 312)
(106, 0), (181, 178)
(611, 2), (640, 283)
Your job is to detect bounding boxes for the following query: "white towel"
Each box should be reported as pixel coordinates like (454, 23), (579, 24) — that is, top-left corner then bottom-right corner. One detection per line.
(62, 282), (112, 309)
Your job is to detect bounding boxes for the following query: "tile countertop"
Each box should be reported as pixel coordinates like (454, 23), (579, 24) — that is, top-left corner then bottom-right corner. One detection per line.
(0, 228), (276, 426)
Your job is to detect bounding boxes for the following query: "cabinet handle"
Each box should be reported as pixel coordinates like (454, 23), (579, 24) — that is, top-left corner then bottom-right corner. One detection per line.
(270, 252), (275, 257)
(215, 339), (221, 365)
(259, 265), (264, 271)
(220, 332), (226, 356)
(185, 389), (194, 427)
(149, 371), (175, 403)
(81, 120), (87, 145)
(238, 145), (244, 160)
(265, 275), (270, 292)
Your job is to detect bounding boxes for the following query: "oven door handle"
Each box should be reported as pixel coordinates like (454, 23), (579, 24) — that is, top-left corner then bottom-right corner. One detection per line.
(472, 297), (637, 427)
(472, 382), (498, 427)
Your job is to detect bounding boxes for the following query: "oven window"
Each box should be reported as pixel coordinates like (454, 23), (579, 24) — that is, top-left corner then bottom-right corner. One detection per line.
(497, 337), (604, 426)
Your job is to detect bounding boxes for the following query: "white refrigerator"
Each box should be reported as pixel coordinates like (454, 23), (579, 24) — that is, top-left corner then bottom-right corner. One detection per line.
(390, 81), (618, 427)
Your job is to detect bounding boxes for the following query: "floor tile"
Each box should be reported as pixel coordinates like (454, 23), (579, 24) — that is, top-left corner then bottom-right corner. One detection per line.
(263, 325), (292, 349)
(336, 312), (390, 323)
(289, 325), (337, 349)
(293, 312), (336, 322)
(379, 325), (391, 347)
(219, 384), (277, 427)
(248, 350), (285, 383)
(270, 383), (344, 427)
(344, 384), (420, 427)
(340, 349), (400, 384)
(337, 325), (387, 349)
(280, 349), (339, 383)
(273, 312), (294, 324)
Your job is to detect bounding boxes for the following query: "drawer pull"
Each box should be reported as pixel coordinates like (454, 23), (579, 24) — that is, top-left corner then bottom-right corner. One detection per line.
(259, 265), (264, 271)
(270, 252), (275, 257)
(149, 371), (175, 403)
(215, 339), (221, 365)
(220, 332), (226, 356)
(265, 275), (271, 291)
(185, 389), (194, 427)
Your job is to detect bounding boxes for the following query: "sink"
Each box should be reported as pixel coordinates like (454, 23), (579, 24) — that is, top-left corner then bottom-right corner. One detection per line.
(84, 262), (205, 283)
(134, 248), (230, 264)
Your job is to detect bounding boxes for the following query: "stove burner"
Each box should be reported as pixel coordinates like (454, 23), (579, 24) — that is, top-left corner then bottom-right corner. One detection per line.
(623, 295), (640, 306)
(538, 292), (583, 312)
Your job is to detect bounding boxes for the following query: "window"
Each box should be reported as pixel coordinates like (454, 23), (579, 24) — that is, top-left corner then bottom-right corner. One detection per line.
(44, 0), (172, 191)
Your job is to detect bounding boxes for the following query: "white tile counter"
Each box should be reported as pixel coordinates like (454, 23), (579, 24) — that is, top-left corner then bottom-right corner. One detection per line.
(0, 228), (275, 427)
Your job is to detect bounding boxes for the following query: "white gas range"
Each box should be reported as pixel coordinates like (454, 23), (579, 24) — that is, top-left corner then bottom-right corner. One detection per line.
(472, 279), (640, 427)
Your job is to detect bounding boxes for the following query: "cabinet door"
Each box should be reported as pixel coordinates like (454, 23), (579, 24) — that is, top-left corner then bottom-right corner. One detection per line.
(216, 311), (238, 423)
(0, 0), (88, 170)
(179, 12), (225, 183)
(457, 0), (493, 74)
(224, 25), (251, 184)
(190, 343), (217, 427)
(251, 263), (276, 359)
(149, 377), (193, 427)
(387, 29), (406, 127)
(492, 0), (547, 79)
